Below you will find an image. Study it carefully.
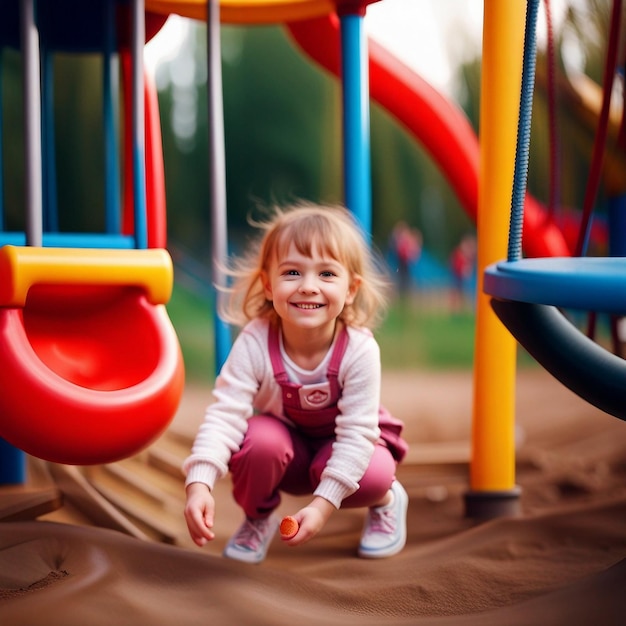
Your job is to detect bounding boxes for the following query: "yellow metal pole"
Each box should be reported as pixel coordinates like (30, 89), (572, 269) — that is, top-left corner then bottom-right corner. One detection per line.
(465, 0), (526, 517)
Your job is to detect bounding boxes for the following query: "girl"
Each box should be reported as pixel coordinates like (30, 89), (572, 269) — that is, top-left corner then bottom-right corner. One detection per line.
(183, 203), (408, 563)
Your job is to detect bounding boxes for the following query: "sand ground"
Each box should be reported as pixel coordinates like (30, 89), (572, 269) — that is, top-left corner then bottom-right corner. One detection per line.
(1, 367), (625, 625)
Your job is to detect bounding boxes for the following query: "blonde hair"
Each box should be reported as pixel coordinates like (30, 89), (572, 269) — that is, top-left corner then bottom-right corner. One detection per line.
(218, 202), (390, 329)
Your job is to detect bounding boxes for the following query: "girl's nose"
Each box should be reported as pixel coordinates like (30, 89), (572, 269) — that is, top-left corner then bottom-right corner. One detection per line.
(299, 273), (319, 293)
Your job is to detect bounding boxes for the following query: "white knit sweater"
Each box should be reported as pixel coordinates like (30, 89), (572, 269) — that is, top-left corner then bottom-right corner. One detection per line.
(183, 317), (382, 508)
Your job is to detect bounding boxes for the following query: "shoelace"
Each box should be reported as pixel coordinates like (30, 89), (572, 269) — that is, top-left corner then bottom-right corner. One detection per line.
(366, 507), (396, 535)
(235, 519), (271, 550)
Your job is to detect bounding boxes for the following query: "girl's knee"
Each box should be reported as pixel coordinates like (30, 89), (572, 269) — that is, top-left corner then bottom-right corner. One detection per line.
(232, 415), (293, 464)
(344, 446), (397, 508)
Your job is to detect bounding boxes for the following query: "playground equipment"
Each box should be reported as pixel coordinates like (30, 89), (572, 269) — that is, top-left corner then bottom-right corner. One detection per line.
(0, 1), (184, 476)
(0, 246), (184, 465)
(484, 0), (626, 422)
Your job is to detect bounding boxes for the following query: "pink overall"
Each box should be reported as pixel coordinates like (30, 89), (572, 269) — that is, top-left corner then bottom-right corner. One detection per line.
(229, 325), (408, 519)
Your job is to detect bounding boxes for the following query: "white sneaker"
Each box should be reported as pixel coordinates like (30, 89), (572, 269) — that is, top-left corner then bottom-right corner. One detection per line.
(358, 481), (408, 558)
(223, 515), (279, 564)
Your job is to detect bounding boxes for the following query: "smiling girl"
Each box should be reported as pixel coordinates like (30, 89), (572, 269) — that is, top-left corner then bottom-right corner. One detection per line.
(183, 203), (408, 563)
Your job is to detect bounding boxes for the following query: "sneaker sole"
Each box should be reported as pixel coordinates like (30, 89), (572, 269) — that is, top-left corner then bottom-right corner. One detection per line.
(223, 545), (268, 564)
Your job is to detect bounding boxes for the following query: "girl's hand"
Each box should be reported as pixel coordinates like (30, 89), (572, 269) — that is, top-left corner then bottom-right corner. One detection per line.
(184, 482), (216, 547)
(282, 496), (336, 547)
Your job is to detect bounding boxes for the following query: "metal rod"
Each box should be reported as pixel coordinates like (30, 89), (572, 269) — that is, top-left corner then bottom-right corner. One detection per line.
(131, 0), (147, 248)
(20, 0), (43, 247)
(207, 0), (231, 372)
(104, 0), (121, 235)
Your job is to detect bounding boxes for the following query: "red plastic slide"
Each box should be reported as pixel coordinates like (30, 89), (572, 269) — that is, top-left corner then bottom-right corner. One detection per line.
(287, 15), (571, 258)
(0, 286), (185, 465)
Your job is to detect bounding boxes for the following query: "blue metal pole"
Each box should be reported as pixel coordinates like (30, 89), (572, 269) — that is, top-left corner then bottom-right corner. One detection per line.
(131, 0), (147, 249)
(207, 0), (231, 373)
(340, 11), (372, 236)
(104, 0), (121, 235)
(0, 49), (4, 229)
(608, 194), (626, 257)
(42, 48), (58, 232)
(0, 438), (26, 484)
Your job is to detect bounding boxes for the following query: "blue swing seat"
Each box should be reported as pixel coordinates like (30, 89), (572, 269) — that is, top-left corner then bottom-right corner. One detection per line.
(485, 256), (626, 422)
(485, 256), (626, 314)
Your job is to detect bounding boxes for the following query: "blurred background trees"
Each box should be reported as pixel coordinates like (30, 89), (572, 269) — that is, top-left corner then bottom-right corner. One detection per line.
(156, 21), (476, 267)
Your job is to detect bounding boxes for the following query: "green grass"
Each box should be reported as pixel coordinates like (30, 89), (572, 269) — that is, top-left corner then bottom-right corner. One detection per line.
(166, 284), (535, 380)
(166, 285), (215, 382)
(378, 302), (477, 370)
(380, 301), (540, 370)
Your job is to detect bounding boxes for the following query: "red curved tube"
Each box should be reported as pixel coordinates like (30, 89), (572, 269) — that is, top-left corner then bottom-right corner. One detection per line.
(0, 286), (185, 465)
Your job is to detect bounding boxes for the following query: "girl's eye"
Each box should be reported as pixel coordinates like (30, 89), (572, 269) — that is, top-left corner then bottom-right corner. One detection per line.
(283, 270), (300, 277)
(320, 271), (336, 278)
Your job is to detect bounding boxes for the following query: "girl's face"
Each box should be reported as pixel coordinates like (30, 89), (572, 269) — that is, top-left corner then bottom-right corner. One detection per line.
(262, 241), (360, 336)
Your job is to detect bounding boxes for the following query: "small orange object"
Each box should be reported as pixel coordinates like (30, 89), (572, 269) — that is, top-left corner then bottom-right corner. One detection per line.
(280, 516), (299, 539)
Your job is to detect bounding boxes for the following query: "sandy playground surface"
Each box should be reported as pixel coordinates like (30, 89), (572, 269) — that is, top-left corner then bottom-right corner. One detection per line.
(1, 367), (625, 625)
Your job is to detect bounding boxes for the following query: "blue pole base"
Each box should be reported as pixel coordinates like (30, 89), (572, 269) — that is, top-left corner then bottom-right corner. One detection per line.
(0, 438), (27, 485)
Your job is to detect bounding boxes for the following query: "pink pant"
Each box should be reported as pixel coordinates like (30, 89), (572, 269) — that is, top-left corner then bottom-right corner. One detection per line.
(229, 414), (397, 519)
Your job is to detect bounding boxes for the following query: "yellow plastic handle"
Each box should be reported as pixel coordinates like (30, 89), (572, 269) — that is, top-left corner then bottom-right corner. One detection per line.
(0, 246), (174, 307)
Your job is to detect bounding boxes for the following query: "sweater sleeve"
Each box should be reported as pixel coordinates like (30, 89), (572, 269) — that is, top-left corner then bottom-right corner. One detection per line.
(182, 322), (268, 490)
(313, 328), (382, 508)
